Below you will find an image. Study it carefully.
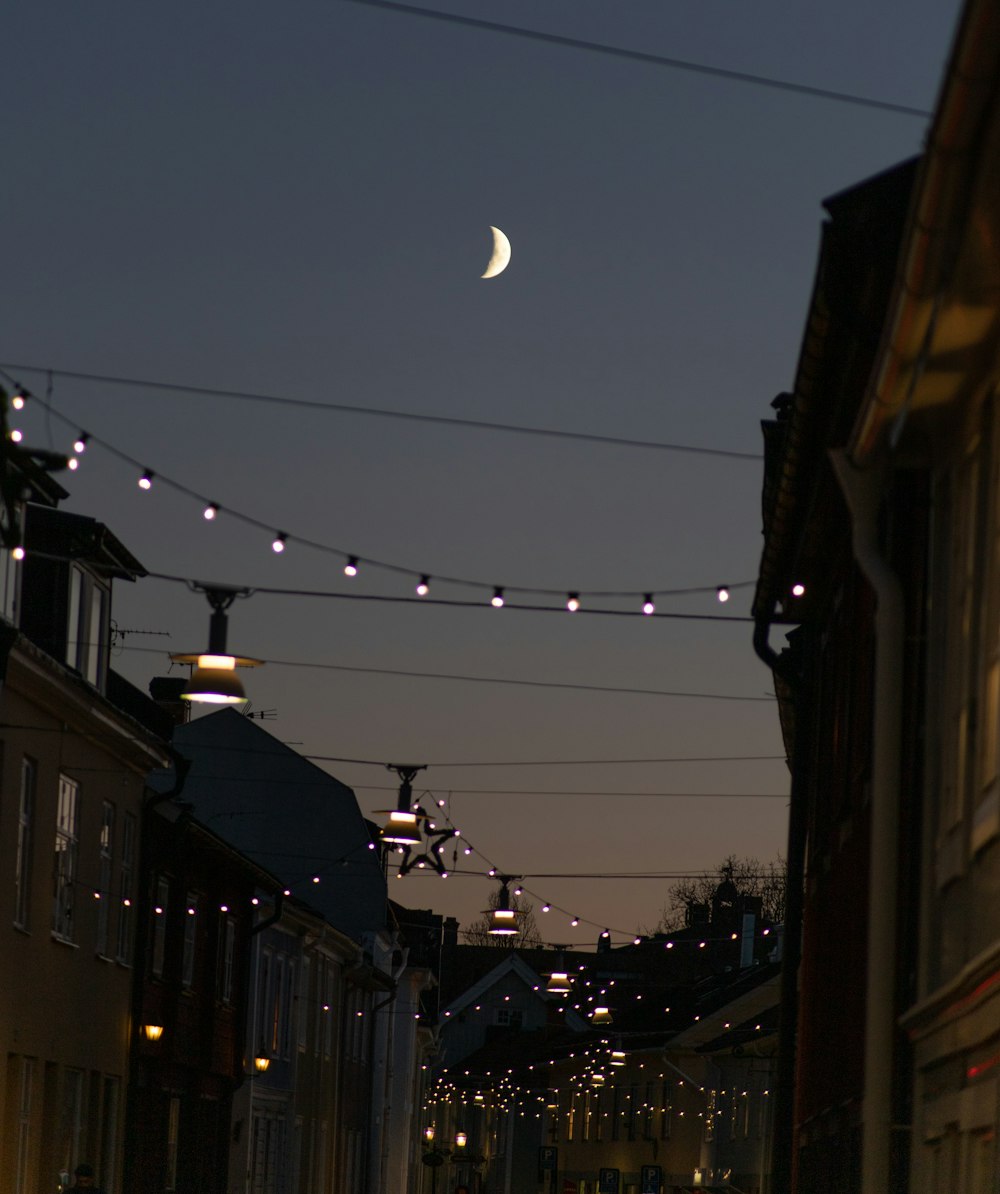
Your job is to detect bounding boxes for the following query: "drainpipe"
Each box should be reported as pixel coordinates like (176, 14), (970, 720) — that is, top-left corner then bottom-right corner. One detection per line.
(829, 450), (904, 1194)
(752, 615), (811, 1194)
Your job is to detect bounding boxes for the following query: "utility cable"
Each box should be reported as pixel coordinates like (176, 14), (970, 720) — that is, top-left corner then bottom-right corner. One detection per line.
(338, 0), (933, 119)
(0, 362), (762, 460)
(121, 642), (776, 701)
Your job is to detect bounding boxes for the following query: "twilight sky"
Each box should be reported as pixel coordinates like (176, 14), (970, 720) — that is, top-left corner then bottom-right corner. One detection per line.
(4, 0), (962, 943)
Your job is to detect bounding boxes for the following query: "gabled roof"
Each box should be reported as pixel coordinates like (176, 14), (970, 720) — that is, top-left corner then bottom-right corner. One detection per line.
(442, 952), (553, 1018)
(150, 708), (387, 941)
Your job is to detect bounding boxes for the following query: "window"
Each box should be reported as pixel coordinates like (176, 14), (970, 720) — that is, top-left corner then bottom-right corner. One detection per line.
(611, 1085), (620, 1141)
(151, 876), (170, 978)
(271, 955), (285, 1055)
(96, 802), (115, 955)
(53, 776), (79, 940)
(66, 565), (109, 689)
(182, 892), (198, 988)
(67, 566), (82, 668)
(660, 1082), (671, 1140)
(116, 814), (136, 963)
(495, 1007), (524, 1028)
(219, 915), (236, 1003)
(100, 1077), (120, 1194)
(643, 1081), (655, 1139)
(15, 757), (35, 929)
(627, 1083), (638, 1141)
(59, 1069), (84, 1178)
(283, 961), (296, 1059)
(84, 586), (107, 685)
(257, 949), (272, 1052)
(297, 958), (310, 1049)
(566, 1093), (576, 1142)
(165, 1097), (180, 1191)
(15, 1059), (34, 1194)
(0, 534), (21, 621)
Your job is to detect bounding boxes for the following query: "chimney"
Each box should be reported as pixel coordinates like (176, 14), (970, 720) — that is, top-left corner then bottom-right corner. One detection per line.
(149, 676), (190, 726)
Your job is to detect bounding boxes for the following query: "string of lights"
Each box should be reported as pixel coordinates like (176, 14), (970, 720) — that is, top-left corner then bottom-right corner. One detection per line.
(1, 374), (769, 611)
(380, 788), (742, 944)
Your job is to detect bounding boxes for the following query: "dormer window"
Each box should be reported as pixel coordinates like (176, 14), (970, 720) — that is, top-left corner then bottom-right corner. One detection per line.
(22, 504), (145, 693)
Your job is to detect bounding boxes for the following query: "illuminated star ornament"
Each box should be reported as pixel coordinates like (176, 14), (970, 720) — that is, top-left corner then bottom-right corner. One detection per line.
(481, 226), (511, 278)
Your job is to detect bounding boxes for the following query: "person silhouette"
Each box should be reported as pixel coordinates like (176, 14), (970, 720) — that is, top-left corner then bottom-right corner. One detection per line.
(66, 1163), (106, 1193)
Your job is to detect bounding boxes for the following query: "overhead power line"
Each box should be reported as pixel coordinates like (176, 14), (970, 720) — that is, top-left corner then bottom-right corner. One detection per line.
(354, 784), (788, 797)
(0, 362), (762, 460)
(338, 0), (933, 119)
(320, 752), (786, 767)
(122, 643), (774, 701)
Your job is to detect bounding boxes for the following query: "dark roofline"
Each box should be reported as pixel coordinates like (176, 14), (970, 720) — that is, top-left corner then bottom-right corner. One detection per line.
(25, 503), (146, 580)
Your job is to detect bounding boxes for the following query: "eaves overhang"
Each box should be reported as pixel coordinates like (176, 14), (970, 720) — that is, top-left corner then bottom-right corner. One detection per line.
(850, 0), (1000, 462)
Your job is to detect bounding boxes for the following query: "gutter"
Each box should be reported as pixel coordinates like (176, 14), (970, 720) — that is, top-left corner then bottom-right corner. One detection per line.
(752, 613), (809, 1194)
(829, 450), (905, 1194)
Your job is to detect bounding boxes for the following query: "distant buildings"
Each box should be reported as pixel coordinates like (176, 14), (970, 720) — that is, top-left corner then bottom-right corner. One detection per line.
(423, 892), (780, 1194)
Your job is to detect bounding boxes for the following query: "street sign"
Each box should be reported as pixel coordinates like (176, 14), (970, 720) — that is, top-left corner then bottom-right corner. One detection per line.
(640, 1165), (663, 1194)
(539, 1146), (558, 1172)
(598, 1168), (620, 1194)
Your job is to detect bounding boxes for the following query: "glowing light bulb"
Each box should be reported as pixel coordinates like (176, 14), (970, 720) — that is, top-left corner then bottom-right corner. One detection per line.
(204, 503), (219, 521)
(272, 533), (287, 553)
(567, 593), (580, 612)
(344, 556), (359, 577)
(416, 575), (430, 596)
(67, 457), (79, 471)
(542, 903), (551, 912)
(491, 587), (505, 608)
(11, 546), (25, 561)
(138, 471), (153, 490)
(571, 916), (580, 927)
(73, 434), (89, 454)
(791, 583), (806, 597)
(11, 392), (26, 411)
(642, 594), (655, 615)
(10, 429), (23, 443)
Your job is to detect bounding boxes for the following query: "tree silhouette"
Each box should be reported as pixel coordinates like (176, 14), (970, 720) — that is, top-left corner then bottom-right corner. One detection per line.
(653, 854), (786, 932)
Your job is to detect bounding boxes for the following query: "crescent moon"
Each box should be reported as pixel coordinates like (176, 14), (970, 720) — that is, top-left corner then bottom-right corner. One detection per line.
(481, 226), (511, 278)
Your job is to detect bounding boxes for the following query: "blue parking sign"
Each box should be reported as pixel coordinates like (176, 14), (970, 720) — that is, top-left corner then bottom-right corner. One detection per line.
(598, 1168), (620, 1194)
(640, 1165), (662, 1194)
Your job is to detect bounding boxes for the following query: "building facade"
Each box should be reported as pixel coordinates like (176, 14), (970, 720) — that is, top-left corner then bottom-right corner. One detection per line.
(0, 503), (170, 1194)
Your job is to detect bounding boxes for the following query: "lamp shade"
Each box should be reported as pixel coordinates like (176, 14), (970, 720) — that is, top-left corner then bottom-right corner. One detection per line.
(180, 655), (247, 704)
(546, 971), (572, 994)
(142, 1024), (164, 1041)
(380, 809), (423, 846)
(254, 1054), (271, 1073)
(591, 1006), (613, 1025)
(488, 907), (518, 936)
